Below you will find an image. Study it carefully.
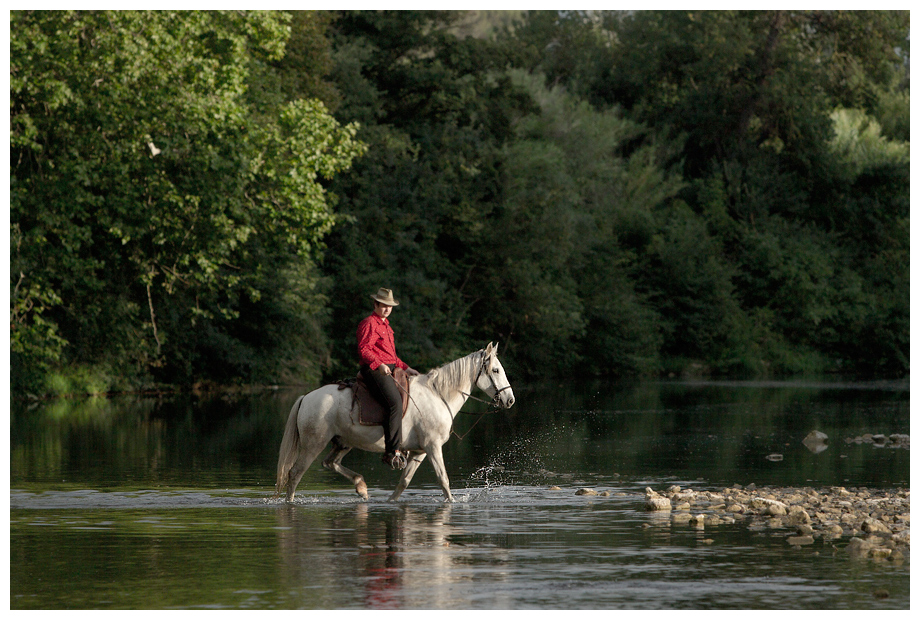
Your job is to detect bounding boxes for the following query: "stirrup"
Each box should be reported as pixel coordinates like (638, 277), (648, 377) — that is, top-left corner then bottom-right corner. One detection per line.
(383, 450), (407, 471)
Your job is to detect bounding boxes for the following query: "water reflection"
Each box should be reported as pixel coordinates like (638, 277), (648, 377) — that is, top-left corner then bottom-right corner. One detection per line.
(274, 502), (471, 608)
(11, 380), (910, 493)
(8, 378), (911, 610)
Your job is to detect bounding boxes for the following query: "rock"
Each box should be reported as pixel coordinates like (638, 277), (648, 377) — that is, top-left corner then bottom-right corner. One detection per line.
(787, 535), (814, 546)
(823, 525), (844, 539)
(599, 491), (610, 497)
(676, 502), (692, 511)
(891, 530), (910, 545)
(786, 506), (811, 524)
(861, 518), (892, 535)
(548, 486), (562, 491)
(576, 488), (598, 496)
(766, 453), (784, 461)
(766, 504), (787, 517)
(868, 547), (892, 559)
(803, 430), (828, 442)
(672, 513), (694, 523)
(840, 513), (858, 525)
(727, 504), (745, 514)
(796, 524), (814, 536)
(846, 537), (875, 557)
(751, 497), (788, 513)
(802, 430), (829, 454)
(644, 487), (672, 511)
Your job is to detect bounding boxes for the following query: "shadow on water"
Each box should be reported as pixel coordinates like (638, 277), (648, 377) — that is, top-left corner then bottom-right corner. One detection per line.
(9, 379), (910, 609)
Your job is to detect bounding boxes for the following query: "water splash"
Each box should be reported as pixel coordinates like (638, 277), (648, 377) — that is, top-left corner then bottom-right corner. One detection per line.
(466, 426), (577, 493)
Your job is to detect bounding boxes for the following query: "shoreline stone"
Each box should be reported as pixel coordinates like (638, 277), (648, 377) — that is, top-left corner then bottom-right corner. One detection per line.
(645, 487), (672, 511)
(647, 483), (910, 562)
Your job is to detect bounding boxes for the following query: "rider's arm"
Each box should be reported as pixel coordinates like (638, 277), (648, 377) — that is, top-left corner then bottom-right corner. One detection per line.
(356, 318), (383, 370)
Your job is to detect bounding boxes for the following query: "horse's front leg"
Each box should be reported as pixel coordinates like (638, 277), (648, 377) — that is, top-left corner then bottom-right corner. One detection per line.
(426, 444), (454, 502)
(388, 451), (427, 502)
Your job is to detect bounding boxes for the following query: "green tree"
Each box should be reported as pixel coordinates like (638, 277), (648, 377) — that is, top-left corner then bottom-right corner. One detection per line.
(319, 11), (532, 376)
(505, 10), (908, 377)
(10, 10), (365, 393)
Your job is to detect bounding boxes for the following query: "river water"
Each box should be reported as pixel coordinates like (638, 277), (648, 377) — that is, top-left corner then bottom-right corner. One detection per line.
(9, 378), (910, 609)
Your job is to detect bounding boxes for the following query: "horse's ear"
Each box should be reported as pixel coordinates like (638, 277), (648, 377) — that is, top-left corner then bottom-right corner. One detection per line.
(484, 342), (494, 356)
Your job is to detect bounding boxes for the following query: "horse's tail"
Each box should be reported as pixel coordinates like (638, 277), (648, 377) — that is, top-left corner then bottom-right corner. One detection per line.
(276, 395), (305, 495)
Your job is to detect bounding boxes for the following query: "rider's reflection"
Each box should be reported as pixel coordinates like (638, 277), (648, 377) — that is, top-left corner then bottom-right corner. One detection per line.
(359, 503), (403, 609)
(275, 500), (459, 608)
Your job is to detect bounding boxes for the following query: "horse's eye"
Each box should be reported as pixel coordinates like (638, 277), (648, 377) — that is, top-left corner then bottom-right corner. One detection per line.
(492, 368), (499, 373)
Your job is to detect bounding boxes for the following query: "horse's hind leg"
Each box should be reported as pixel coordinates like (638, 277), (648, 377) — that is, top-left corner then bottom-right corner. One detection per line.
(284, 438), (328, 502)
(323, 437), (369, 500)
(388, 451), (427, 502)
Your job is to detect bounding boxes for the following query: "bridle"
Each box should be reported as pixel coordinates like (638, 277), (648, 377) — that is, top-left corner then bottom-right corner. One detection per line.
(462, 350), (512, 409)
(447, 349), (512, 441)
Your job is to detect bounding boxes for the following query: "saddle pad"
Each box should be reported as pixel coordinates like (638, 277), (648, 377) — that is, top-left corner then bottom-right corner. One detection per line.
(338, 368), (410, 426)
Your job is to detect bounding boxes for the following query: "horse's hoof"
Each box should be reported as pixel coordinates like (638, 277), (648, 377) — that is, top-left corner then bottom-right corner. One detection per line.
(356, 479), (368, 500)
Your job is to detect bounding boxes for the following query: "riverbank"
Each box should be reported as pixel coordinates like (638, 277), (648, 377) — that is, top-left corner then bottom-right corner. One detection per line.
(641, 483), (910, 562)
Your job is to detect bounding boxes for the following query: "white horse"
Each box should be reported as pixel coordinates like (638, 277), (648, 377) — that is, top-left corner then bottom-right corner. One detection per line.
(276, 342), (515, 502)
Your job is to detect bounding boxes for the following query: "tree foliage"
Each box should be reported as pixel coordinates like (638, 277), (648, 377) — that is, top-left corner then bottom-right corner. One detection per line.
(9, 10), (909, 395)
(10, 10), (364, 392)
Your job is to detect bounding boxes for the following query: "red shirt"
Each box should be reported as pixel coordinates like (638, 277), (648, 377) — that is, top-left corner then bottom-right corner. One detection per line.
(356, 313), (408, 371)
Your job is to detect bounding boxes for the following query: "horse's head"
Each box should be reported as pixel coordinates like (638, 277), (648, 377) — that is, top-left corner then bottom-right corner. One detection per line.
(476, 342), (515, 409)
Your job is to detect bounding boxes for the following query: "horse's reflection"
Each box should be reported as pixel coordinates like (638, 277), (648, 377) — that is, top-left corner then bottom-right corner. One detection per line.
(276, 501), (458, 608)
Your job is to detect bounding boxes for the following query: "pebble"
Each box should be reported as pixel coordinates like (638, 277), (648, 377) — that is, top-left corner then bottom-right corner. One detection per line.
(565, 482), (909, 563)
(653, 483), (909, 562)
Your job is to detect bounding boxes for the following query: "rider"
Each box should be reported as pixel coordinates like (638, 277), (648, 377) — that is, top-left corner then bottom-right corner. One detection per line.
(357, 287), (420, 470)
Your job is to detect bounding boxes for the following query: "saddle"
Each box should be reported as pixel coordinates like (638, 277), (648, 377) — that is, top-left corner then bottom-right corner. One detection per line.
(337, 367), (410, 426)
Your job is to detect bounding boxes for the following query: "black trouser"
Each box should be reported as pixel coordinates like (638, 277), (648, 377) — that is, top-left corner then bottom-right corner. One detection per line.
(360, 364), (402, 453)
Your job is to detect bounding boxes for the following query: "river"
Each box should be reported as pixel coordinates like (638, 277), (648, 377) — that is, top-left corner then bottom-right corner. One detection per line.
(9, 378), (910, 609)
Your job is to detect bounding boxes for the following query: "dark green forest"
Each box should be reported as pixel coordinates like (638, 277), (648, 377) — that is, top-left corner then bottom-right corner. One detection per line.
(10, 10), (910, 397)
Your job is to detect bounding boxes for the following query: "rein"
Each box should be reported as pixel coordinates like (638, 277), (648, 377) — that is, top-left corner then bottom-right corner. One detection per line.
(392, 367), (496, 441)
(449, 351), (508, 441)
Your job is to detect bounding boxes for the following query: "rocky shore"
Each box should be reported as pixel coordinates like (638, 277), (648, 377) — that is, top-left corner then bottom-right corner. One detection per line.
(642, 484), (910, 562)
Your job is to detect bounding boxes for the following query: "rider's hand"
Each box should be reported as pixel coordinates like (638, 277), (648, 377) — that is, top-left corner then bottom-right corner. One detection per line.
(381, 366), (392, 375)
(407, 367), (420, 376)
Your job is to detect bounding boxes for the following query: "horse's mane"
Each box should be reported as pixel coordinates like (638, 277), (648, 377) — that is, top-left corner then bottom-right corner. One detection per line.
(426, 350), (482, 402)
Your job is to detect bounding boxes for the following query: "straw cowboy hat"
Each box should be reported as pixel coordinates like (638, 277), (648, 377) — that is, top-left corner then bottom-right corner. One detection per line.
(370, 287), (400, 306)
